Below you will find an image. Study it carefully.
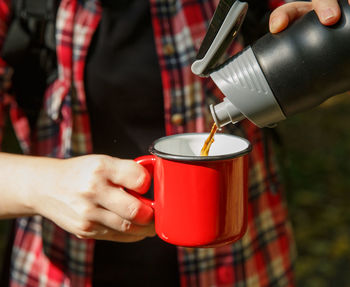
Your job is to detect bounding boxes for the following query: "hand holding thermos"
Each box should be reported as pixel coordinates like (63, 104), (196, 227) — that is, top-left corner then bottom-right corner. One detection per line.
(192, 0), (350, 129)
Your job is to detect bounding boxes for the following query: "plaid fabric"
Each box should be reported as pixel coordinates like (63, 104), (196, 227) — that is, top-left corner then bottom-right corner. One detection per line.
(0, 0), (296, 286)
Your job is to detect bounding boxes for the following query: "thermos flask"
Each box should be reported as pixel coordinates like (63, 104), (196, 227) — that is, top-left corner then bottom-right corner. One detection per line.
(191, 0), (350, 128)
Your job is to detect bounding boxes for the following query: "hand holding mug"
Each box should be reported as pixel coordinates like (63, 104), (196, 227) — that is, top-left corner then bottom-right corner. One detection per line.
(30, 154), (156, 242)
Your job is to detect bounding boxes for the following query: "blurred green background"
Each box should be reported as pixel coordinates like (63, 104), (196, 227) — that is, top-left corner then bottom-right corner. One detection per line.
(275, 94), (350, 287)
(0, 95), (350, 286)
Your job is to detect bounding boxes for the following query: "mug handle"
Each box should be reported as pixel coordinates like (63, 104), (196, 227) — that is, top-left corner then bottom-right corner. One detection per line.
(128, 155), (156, 208)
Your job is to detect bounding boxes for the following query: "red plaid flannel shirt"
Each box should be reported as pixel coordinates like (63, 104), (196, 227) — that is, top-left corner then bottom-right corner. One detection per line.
(0, 0), (296, 286)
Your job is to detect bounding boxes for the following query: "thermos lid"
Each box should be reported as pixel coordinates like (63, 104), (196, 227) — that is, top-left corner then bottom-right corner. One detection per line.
(191, 0), (248, 77)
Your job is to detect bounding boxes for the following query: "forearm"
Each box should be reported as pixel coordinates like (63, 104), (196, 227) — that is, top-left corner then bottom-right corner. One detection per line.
(0, 152), (60, 219)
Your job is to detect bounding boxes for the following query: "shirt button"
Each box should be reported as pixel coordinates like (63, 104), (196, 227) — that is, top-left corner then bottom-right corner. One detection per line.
(171, 113), (184, 126)
(163, 43), (175, 55)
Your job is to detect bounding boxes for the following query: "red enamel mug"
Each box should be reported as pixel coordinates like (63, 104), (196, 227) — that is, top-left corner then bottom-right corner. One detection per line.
(133, 133), (251, 248)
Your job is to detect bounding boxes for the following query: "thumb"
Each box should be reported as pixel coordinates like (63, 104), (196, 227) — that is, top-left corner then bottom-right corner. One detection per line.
(312, 0), (341, 26)
(106, 157), (151, 194)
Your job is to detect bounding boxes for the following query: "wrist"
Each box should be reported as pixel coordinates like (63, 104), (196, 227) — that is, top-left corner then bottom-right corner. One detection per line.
(0, 153), (62, 218)
(23, 156), (64, 217)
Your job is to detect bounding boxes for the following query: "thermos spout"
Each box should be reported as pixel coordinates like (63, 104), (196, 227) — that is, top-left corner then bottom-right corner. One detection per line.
(208, 48), (286, 128)
(210, 98), (244, 128)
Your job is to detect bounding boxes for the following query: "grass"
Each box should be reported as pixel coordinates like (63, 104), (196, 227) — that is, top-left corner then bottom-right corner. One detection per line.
(275, 94), (350, 286)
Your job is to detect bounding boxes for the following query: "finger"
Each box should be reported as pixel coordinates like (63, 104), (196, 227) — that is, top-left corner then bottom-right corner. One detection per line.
(94, 208), (156, 236)
(105, 157), (151, 194)
(75, 224), (110, 238)
(313, 0), (341, 25)
(269, 2), (313, 33)
(77, 228), (154, 243)
(100, 232), (153, 243)
(97, 186), (154, 225)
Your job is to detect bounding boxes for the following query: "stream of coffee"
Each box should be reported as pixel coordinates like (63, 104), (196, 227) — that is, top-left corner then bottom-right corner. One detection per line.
(200, 123), (218, 156)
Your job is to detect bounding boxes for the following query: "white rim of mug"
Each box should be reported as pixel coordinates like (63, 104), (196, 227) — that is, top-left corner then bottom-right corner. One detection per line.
(148, 133), (252, 162)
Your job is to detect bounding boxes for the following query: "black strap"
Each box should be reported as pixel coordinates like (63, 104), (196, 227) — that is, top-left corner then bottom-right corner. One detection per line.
(0, 219), (15, 286)
(2, 0), (58, 67)
(1, 0), (60, 128)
